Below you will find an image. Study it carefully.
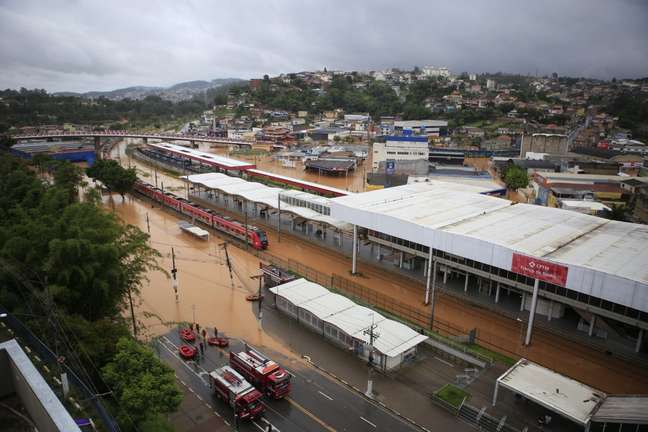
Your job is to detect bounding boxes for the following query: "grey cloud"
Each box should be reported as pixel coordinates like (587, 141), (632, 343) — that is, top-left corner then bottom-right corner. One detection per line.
(0, 0), (647, 92)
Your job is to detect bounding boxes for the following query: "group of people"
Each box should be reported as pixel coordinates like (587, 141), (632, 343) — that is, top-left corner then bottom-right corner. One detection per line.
(188, 322), (218, 360)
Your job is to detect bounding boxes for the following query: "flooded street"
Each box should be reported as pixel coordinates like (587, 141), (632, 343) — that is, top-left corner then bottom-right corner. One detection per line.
(105, 140), (296, 356)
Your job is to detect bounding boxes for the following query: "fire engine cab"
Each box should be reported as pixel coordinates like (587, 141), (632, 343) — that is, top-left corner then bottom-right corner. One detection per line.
(229, 345), (291, 399)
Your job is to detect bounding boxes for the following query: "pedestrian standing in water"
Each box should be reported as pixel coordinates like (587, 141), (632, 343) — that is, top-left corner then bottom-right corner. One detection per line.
(196, 323), (201, 334)
(190, 322), (194, 332)
(199, 341), (204, 356)
(201, 328), (207, 340)
(214, 326), (218, 337)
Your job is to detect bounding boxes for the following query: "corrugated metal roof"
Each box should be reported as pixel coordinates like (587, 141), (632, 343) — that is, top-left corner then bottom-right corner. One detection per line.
(269, 279), (428, 358)
(184, 173), (352, 230)
(591, 395), (648, 424)
(330, 182), (648, 312)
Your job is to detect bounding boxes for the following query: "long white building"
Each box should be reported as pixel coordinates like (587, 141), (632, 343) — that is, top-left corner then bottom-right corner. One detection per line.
(330, 182), (648, 352)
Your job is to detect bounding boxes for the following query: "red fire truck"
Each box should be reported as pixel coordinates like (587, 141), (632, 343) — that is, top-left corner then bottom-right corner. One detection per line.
(210, 366), (265, 420)
(229, 345), (291, 399)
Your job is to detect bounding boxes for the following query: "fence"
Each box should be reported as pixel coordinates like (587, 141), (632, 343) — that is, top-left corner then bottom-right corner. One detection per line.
(257, 251), (498, 365)
(0, 306), (121, 432)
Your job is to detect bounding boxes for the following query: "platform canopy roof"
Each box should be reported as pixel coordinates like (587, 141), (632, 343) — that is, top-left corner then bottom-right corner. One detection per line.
(148, 142), (254, 170)
(184, 173), (351, 230)
(270, 278), (428, 358)
(330, 182), (648, 314)
(591, 395), (648, 424)
(494, 359), (606, 426)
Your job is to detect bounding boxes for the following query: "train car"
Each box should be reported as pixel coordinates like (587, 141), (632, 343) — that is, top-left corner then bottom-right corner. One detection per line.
(133, 181), (268, 250)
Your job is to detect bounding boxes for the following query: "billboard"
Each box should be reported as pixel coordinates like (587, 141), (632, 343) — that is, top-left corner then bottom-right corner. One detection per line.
(511, 253), (568, 286)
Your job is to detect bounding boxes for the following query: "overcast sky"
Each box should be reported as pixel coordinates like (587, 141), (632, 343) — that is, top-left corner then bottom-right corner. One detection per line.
(1, 0), (647, 93)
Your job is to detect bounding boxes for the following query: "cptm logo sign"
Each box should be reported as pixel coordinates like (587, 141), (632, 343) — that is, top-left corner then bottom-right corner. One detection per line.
(511, 253), (568, 287)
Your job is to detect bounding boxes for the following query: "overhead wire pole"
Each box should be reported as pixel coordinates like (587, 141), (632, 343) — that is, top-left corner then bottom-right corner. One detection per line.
(171, 247), (178, 301)
(363, 313), (379, 398)
(221, 242), (235, 290)
(277, 192), (281, 243)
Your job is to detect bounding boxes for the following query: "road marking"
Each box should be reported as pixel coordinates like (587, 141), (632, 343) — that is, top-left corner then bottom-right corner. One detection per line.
(433, 356), (455, 368)
(261, 417), (281, 431)
(205, 403), (211, 409)
(360, 417), (377, 428)
(286, 397), (336, 432)
(223, 420), (230, 426)
(158, 337), (208, 385)
(318, 390), (333, 401)
(195, 394), (202, 401)
(213, 411), (221, 417)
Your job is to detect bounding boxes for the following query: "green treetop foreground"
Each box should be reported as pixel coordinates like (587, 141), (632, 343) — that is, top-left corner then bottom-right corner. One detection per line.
(0, 153), (178, 431)
(103, 338), (182, 428)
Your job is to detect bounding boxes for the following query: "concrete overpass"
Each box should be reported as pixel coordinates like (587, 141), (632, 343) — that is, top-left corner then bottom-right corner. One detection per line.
(11, 130), (277, 156)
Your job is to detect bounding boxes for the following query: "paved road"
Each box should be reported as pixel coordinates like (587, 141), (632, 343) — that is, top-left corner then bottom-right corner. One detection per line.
(157, 331), (424, 432)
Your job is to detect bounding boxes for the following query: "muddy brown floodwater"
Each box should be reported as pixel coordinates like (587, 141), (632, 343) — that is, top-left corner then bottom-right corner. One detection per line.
(104, 141), (294, 357)
(207, 144), (369, 193)
(111, 195), (279, 345)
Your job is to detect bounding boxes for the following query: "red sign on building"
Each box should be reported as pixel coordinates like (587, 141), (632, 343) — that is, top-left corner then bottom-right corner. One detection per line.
(511, 253), (568, 286)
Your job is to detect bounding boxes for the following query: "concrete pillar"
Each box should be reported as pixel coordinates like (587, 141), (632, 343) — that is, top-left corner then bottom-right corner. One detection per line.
(94, 136), (102, 159)
(636, 329), (644, 353)
(492, 381), (499, 407)
(520, 292), (526, 311)
(430, 261), (437, 304)
(547, 300), (554, 322)
(464, 273), (469, 293)
(423, 259), (427, 277)
(488, 281), (492, 297)
(524, 279), (540, 346)
(424, 256), (433, 305)
(399, 252), (404, 269)
(443, 268), (448, 284)
(588, 315), (596, 337)
(495, 284), (500, 303)
(351, 225), (358, 275)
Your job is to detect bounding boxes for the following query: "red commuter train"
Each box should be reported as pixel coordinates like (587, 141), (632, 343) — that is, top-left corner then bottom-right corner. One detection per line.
(133, 181), (268, 250)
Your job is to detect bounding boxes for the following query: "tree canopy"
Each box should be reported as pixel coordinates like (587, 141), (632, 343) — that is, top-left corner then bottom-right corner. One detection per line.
(502, 164), (529, 190)
(103, 337), (182, 426)
(87, 159), (138, 199)
(0, 152), (174, 430)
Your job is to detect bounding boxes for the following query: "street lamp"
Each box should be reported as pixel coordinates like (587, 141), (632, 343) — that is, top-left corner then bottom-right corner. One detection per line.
(516, 317), (524, 345)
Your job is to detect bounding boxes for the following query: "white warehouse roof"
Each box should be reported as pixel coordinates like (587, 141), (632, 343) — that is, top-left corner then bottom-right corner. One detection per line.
(330, 182), (648, 314)
(184, 173), (352, 230)
(269, 278), (428, 358)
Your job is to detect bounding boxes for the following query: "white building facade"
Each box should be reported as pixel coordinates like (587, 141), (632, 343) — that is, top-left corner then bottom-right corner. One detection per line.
(372, 136), (429, 171)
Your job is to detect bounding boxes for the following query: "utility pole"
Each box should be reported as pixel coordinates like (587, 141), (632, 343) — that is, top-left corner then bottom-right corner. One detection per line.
(244, 207), (249, 251)
(363, 313), (380, 398)
(127, 287), (137, 336)
(221, 242), (234, 289)
(277, 193), (281, 243)
(250, 274), (264, 324)
(171, 247), (178, 301)
(154, 167), (158, 188)
(146, 212), (150, 234)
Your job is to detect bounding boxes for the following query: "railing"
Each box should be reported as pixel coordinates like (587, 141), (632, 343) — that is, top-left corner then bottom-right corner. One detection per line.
(0, 306), (121, 431)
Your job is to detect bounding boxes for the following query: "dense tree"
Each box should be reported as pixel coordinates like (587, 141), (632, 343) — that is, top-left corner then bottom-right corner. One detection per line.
(605, 92), (648, 140)
(502, 164), (529, 190)
(0, 88), (211, 129)
(87, 159), (138, 200)
(50, 160), (84, 203)
(102, 337), (182, 428)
